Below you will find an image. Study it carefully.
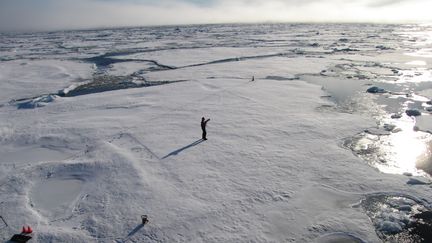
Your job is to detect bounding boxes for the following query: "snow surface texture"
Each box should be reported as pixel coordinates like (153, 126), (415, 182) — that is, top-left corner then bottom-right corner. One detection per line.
(1, 24), (432, 242)
(0, 60), (93, 103)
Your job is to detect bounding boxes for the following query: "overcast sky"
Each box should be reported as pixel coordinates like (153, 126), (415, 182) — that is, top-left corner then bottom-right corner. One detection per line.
(1, 0), (432, 31)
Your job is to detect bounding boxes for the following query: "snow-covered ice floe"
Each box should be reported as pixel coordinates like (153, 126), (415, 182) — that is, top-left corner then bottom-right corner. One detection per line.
(1, 23), (432, 242)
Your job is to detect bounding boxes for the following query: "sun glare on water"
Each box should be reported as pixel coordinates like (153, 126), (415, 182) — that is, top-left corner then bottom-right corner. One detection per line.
(381, 127), (428, 175)
(351, 111), (432, 177)
(403, 26), (432, 58)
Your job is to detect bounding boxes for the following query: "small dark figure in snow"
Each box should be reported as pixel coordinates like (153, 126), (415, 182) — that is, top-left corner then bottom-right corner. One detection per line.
(201, 117), (210, 140)
(141, 215), (149, 225)
(251, 76), (255, 81)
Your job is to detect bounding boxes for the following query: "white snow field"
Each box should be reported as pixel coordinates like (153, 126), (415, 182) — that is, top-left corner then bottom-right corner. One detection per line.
(1, 24), (432, 242)
(0, 60), (93, 104)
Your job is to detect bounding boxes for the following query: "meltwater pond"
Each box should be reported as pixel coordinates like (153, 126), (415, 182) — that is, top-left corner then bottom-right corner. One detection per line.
(31, 178), (84, 217)
(317, 52), (432, 178)
(313, 65), (432, 178)
(344, 113), (432, 177)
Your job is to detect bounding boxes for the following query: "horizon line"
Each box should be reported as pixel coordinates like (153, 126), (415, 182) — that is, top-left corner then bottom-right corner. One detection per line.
(1, 20), (430, 34)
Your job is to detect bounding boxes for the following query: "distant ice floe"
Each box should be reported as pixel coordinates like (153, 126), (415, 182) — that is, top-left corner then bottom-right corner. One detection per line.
(376, 45), (395, 51)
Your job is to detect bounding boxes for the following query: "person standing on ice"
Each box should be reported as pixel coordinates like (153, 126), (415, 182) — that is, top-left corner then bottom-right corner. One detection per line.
(201, 117), (210, 140)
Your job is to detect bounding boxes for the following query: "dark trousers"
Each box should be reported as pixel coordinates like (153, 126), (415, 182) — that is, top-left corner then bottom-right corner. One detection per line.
(202, 130), (207, 140)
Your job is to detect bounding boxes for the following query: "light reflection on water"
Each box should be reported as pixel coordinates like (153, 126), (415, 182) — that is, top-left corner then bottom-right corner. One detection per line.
(405, 48), (432, 58)
(347, 33), (432, 177)
(375, 118), (431, 176)
(367, 26), (432, 177)
(405, 60), (427, 66)
(351, 113), (432, 177)
(375, 68), (432, 84)
(402, 27), (432, 58)
(397, 69), (432, 84)
(416, 141), (432, 175)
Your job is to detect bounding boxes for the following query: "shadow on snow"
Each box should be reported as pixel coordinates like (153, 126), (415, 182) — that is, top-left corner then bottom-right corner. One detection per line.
(162, 139), (204, 159)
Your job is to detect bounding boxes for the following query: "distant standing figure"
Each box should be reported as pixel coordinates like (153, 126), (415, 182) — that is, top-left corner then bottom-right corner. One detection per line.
(201, 117), (210, 140)
(141, 215), (149, 225)
(251, 76), (255, 81)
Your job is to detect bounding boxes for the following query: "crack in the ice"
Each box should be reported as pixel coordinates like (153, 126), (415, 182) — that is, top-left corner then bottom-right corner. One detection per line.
(8, 76), (188, 109)
(84, 55), (176, 71)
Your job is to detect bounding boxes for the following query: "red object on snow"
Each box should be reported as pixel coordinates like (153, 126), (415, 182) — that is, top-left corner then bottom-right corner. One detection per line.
(21, 226), (33, 234)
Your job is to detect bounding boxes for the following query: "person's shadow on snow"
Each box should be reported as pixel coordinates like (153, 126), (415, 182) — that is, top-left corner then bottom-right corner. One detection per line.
(162, 139), (204, 159)
(119, 224), (145, 242)
(127, 224), (144, 237)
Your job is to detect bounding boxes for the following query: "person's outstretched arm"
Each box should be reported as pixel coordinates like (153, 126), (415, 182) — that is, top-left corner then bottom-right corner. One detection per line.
(205, 119), (210, 123)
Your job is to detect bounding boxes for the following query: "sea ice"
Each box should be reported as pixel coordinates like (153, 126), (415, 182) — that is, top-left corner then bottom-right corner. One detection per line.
(1, 23), (432, 242)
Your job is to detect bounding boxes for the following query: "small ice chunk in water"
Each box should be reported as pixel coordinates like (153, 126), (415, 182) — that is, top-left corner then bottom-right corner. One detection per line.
(367, 86), (386, 93)
(384, 124), (396, 132)
(391, 113), (402, 119)
(406, 109), (421, 117)
(399, 205), (412, 211)
(407, 177), (430, 185)
(364, 128), (391, 136)
(377, 221), (403, 234)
